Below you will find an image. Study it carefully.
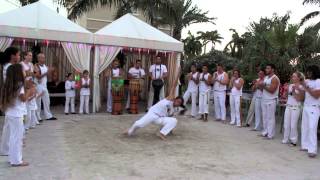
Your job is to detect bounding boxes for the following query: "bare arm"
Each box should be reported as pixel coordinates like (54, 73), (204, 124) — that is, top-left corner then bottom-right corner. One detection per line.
(263, 77), (279, 94)
(234, 78), (244, 90)
(218, 73), (229, 86)
(206, 74), (212, 86)
(304, 86), (320, 99)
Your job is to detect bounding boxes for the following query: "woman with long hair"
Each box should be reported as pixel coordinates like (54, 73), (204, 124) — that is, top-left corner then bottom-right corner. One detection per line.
(21, 51), (34, 80)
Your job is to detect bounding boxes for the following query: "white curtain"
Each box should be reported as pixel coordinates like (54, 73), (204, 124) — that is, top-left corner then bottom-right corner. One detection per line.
(61, 42), (92, 72)
(93, 45), (122, 112)
(0, 37), (13, 51)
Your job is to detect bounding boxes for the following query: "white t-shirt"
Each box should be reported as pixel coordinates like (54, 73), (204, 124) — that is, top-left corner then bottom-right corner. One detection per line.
(5, 87), (27, 118)
(2, 63), (11, 82)
(21, 61), (34, 80)
(111, 68), (121, 77)
(65, 80), (76, 97)
(262, 74), (280, 100)
(286, 84), (303, 106)
(129, 67), (145, 79)
(199, 73), (211, 93)
(231, 78), (243, 96)
(187, 72), (199, 92)
(38, 64), (48, 87)
(304, 79), (320, 106)
(213, 72), (227, 91)
(80, 78), (90, 96)
(149, 99), (174, 117)
(149, 64), (167, 79)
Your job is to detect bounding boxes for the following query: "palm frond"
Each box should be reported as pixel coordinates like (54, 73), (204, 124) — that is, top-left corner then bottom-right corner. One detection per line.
(300, 11), (320, 26)
(303, 0), (320, 6)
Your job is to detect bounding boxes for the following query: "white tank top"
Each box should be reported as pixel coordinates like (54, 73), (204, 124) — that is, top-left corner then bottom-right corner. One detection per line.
(112, 68), (120, 77)
(38, 64), (48, 87)
(149, 99), (174, 117)
(187, 72), (199, 92)
(254, 79), (263, 98)
(213, 72), (227, 91)
(287, 84), (302, 106)
(199, 73), (210, 92)
(80, 78), (90, 96)
(304, 79), (320, 106)
(262, 75), (279, 100)
(231, 78), (243, 96)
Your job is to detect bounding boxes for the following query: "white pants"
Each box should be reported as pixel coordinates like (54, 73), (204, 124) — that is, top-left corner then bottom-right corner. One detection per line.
(301, 106), (320, 154)
(199, 91), (209, 115)
(65, 96), (75, 113)
(245, 98), (255, 125)
(27, 109), (38, 128)
(79, 95), (90, 114)
(214, 91), (226, 121)
(261, 99), (277, 138)
(147, 85), (165, 109)
(36, 87), (53, 120)
(254, 98), (263, 130)
(7, 116), (24, 165)
(107, 79), (112, 112)
(230, 95), (241, 126)
(128, 112), (177, 136)
(0, 116), (10, 155)
(283, 106), (301, 144)
(183, 90), (198, 117)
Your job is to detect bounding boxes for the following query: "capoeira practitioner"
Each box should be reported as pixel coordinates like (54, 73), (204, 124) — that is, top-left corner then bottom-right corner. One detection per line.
(250, 69), (265, 131)
(0, 47), (20, 156)
(198, 64), (212, 121)
(147, 56), (168, 110)
(34, 53), (57, 121)
(125, 69), (184, 140)
(126, 60), (146, 113)
(282, 72), (304, 146)
(183, 64), (200, 118)
(212, 64), (229, 122)
(229, 69), (244, 127)
(258, 64), (280, 139)
(21, 51), (34, 81)
(301, 65), (320, 158)
(106, 60), (124, 113)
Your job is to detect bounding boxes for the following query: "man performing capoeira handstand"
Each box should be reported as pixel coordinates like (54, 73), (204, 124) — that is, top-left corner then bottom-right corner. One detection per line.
(124, 69), (185, 140)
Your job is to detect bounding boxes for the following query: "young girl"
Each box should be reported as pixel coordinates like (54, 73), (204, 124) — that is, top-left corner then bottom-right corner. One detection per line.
(79, 70), (90, 114)
(65, 73), (76, 115)
(282, 72), (304, 146)
(21, 51), (34, 81)
(0, 64), (33, 166)
(229, 69), (244, 127)
(26, 81), (42, 129)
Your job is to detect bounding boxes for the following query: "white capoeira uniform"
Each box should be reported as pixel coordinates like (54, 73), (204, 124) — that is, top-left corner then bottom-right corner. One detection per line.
(21, 61), (33, 81)
(107, 68), (121, 113)
(301, 79), (320, 154)
(26, 95), (39, 129)
(79, 78), (90, 114)
(5, 87), (26, 165)
(0, 63), (12, 155)
(125, 67), (146, 109)
(147, 64), (167, 109)
(36, 64), (54, 120)
(183, 72), (199, 117)
(261, 74), (279, 138)
(282, 84), (303, 144)
(254, 79), (263, 131)
(230, 78), (243, 126)
(128, 99), (177, 136)
(213, 72), (227, 121)
(65, 80), (76, 113)
(198, 73), (211, 115)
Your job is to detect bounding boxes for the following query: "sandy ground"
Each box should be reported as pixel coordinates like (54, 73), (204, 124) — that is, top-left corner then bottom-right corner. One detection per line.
(0, 106), (320, 180)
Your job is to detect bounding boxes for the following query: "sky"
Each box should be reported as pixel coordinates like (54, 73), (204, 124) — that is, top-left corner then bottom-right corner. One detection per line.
(1, 0), (319, 50)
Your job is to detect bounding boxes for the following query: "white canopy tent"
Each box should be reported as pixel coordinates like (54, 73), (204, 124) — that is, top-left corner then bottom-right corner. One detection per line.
(0, 2), (93, 71)
(92, 14), (183, 112)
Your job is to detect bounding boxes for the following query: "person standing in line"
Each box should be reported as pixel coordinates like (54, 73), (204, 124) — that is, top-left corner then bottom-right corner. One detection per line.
(0, 47), (20, 156)
(26, 81), (42, 129)
(229, 69), (244, 127)
(198, 64), (212, 122)
(65, 73), (76, 115)
(300, 65), (320, 158)
(79, 70), (91, 114)
(183, 64), (200, 118)
(250, 69), (265, 131)
(282, 72), (305, 147)
(258, 64), (280, 140)
(0, 64), (34, 167)
(21, 51), (34, 81)
(34, 53), (57, 121)
(212, 64), (229, 123)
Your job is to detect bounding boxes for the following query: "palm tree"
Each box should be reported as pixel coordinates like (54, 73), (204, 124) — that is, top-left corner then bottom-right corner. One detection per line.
(182, 31), (202, 59)
(197, 30), (223, 54)
(224, 29), (246, 58)
(301, 0), (320, 30)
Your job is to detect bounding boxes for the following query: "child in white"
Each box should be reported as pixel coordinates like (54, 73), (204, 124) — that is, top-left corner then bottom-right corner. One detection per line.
(26, 82), (41, 129)
(282, 72), (304, 146)
(198, 65), (212, 121)
(301, 66), (320, 158)
(183, 64), (199, 118)
(229, 70), (244, 127)
(65, 73), (76, 114)
(79, 70), (90, 114)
